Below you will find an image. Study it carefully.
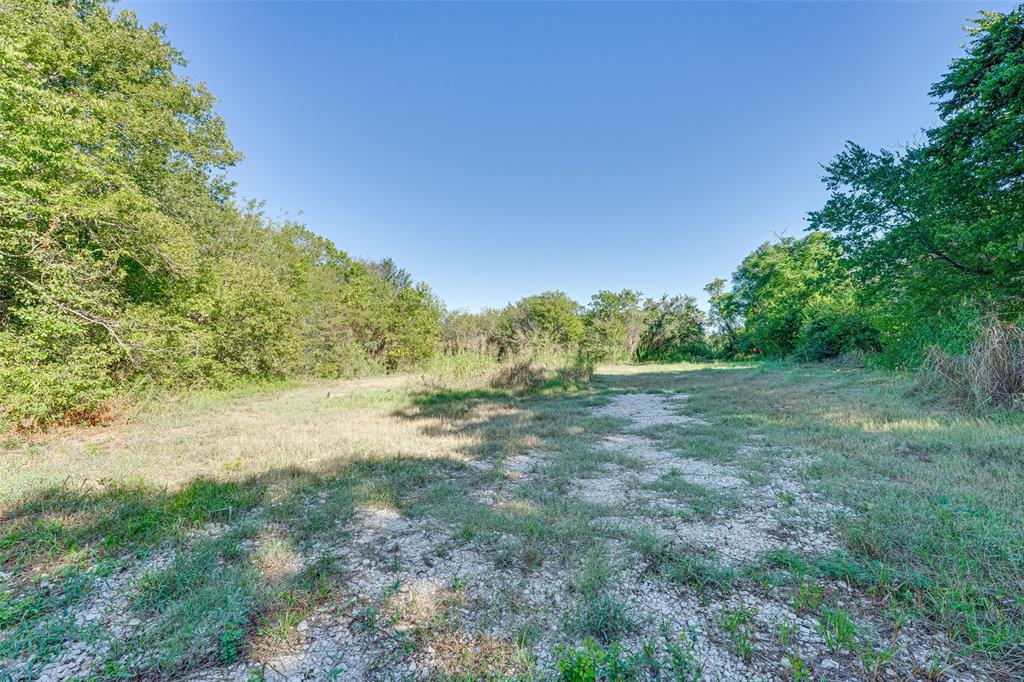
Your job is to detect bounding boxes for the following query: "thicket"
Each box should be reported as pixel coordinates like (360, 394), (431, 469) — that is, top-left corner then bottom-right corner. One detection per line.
(0, 1), (442, 428)
(441, 289), (709, 367)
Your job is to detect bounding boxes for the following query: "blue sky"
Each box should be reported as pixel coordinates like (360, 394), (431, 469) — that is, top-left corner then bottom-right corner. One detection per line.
(125, 1), (1013, 312)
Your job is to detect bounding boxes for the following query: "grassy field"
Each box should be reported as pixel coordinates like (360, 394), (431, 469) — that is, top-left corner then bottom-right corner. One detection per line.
(1, 362), (1022, 680)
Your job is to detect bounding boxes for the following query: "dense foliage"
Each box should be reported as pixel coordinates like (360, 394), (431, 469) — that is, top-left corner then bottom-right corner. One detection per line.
(0, 1), (441, 427)
(443, 289), (708, 365)
(806, 7), (1024, 365)
(634, 295), (708, 362)
(5, 2), (1023, 426)
(708, 7), (1024, 379)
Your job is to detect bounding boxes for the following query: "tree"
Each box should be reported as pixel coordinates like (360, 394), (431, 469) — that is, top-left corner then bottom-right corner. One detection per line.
(809, 8), (1024, 361)
(703, 278), (741, 356)
(0, 0), (241, 421)
(729, 233), (851, 357)
(0, 1), (444, 426)
(635, 295), (708, 362)
(371, 258), (413, 290)
(583, 290), (646, 361)
(441, 309), (502, 356)
(496, 291), (583, 356)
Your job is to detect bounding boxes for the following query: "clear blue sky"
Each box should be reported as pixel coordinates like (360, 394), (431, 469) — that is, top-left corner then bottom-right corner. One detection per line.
(124, 1), (1013, 312)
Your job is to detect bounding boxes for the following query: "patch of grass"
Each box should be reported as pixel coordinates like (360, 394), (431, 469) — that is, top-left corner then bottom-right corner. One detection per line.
(1, 480), (264, 572)
(792, 578), (824, 615)
(0, 566), (96, 674)
(554, 632), (703, 682)
(649, 470), (739, 519)
(819, 605), (859, 651)
(786, 654), (813, 681)
(572, 551), (611, 599)
(860, 639), (901, 680)
(630, 528), (672, 570)
(717, 604), (758, 663)
(567, 594), (636, 645)
(120, 530), (259, 676)
(666, 553), (736, 597)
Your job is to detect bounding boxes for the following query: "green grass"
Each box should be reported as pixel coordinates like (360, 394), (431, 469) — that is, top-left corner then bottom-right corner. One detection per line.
(554, 633), (703, 682)
(600, 362), (1024, 671)
(717, 604), (758, 662)
(648, 470), (740, 520)
(819, 605), (859, 651)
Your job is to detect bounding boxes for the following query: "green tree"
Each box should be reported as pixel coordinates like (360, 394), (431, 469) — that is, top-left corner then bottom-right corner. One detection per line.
(703, 278), (741, 357)
(635, 295), (708, 362)
(0, 1), (444, 426)
(0, 0), (240, 421)
(496, 291), (584, 356)
(809, 8), (1024, 362)
(729, 233), (851, 357)
(442, 309), (502, 356)
(583, 290), (646, 361)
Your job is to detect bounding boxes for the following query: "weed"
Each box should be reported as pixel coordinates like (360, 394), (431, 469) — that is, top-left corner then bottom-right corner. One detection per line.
(573, 552), (611, 599)
(717, 605), (758, 662)
(666, 554), (735, 596)
(786, 654), (813, 681)
(567, 595), (636, 645)
(861, 641), (901, 680)
(819, 606), (858, 650)
(791, 579), (824, 614)
(777, 620), (796, 648)
(630, 528), (671, 569)
(554, 633), (702, 682)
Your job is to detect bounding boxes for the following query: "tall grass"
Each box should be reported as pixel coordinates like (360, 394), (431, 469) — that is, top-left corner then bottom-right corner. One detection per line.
(917, 317), (1024, 411)
(420, 348), (593, 392)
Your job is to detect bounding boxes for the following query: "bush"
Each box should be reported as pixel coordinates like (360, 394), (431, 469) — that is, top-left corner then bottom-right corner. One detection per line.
(485, 347), (593, 391)
(0, 321), (122, 429)
(420, 352), (501, 391)
(0, 4), (446, 430)
(795, 299), (880, 361)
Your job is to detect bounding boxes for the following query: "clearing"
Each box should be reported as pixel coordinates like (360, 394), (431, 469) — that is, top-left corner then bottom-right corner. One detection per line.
(1, 363), (1021, 681)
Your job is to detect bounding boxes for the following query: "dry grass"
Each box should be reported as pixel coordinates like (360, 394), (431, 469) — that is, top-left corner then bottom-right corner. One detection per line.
(919, 317), (1024, 411)
(0, 374), (479, 508)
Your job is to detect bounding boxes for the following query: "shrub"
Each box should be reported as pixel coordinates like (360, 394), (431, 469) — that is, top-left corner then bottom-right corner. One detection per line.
(795, 299), (880, 361)
(0, 323), (122, 429)
(0, 3), (444, 429)
(634, 295), (709, 362)
(488, 348), (592, 391)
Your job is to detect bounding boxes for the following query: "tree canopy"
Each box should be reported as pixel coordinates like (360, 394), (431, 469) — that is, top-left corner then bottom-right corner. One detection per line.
(808, 7), (1024, 362)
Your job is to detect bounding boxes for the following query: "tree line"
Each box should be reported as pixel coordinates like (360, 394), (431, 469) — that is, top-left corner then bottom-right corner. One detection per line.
(442, 290), (708, 364)
(3, 2), (1022, 427)
(428, 5), (1024, 402)
(0, 1), (442, 427)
